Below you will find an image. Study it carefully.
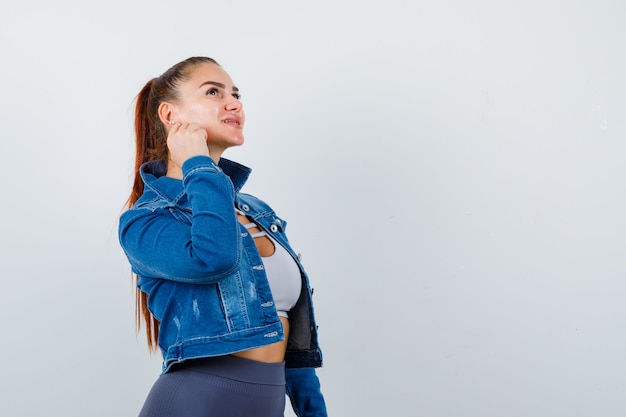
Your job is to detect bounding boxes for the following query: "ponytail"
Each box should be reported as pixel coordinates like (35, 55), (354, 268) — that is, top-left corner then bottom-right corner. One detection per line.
(125, 57), (220, 352)
(129, 78), (154, 207)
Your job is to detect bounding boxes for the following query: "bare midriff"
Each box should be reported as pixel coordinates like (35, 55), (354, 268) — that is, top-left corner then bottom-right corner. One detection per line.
(232, 212), (288, 363)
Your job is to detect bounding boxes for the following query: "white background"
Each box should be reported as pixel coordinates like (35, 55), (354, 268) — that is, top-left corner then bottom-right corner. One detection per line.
(1, 1), (625, 416)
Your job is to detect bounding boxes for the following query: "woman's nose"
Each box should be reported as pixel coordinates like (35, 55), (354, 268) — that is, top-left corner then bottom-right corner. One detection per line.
(225, 95), (242, 111)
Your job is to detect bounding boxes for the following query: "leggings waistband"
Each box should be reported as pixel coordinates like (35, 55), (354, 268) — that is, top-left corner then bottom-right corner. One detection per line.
(172, 355), (286, 386)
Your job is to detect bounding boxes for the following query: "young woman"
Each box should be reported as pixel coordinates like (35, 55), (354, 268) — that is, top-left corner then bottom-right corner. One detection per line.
(119, 56), (326, 417)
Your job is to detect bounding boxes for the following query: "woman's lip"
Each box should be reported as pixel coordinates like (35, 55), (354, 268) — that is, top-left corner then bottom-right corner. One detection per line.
(222, 117), (242, 128)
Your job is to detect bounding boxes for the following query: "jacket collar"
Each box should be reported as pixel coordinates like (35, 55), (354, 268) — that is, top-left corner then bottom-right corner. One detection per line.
(216, 158), (252, 192)
(139, 158), (251, 206)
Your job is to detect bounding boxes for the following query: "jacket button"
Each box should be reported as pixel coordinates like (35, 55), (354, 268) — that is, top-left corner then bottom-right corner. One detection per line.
(270, 224), (278, 233)
(241, 204), (250, 211)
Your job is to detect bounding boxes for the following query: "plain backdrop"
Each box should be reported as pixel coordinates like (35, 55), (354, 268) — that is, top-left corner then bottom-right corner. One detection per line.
(1, 1), (625, 416)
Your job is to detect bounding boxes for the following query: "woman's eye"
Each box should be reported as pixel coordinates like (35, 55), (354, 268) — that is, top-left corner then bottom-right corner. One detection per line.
(232, 93), (242, 100)
(206, 88), (220, 97)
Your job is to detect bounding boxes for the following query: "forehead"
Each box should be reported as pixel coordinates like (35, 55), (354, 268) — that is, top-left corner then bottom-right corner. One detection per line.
(183, 62), (236, 89)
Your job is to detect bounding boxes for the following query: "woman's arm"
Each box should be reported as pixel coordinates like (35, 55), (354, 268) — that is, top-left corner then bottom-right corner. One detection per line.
(286, 368), (328, 417)
(119, 156), (241, 283)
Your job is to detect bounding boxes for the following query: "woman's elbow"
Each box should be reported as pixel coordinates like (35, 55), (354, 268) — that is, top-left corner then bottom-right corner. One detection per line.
(184, 247), (240, 283)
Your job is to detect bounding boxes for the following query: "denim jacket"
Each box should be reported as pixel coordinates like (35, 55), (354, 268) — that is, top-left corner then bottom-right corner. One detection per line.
(118, 155), (322, 373)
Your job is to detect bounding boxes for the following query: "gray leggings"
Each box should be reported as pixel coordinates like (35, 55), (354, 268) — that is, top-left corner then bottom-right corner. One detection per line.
(138, 355), (286, 417)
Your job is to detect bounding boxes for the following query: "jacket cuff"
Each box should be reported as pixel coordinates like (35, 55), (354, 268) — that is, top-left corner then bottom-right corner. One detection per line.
(181, 155), (221, 176)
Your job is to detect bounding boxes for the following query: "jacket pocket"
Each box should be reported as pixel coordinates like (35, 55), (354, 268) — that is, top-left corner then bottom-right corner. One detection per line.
(217, 271), (251, 331)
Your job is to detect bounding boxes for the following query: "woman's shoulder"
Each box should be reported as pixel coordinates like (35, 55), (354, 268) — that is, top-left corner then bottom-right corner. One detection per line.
(120, 186), (179, 224)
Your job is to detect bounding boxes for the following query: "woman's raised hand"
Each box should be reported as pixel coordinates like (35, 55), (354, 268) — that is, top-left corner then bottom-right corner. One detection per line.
(166, 123), (210, 168)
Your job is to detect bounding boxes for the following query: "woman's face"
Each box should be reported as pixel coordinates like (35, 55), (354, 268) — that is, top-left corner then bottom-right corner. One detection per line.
(172, 62), (245, 151)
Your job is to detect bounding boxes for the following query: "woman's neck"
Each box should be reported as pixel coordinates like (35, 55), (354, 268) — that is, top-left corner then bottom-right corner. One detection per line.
(165, 158), (182, 179)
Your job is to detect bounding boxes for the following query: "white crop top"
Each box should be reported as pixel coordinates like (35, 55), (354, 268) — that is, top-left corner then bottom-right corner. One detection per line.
(240, 218), (302, 318)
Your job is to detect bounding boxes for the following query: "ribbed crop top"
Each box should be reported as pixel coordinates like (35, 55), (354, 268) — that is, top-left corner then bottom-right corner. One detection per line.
(239, 215), (302, 318)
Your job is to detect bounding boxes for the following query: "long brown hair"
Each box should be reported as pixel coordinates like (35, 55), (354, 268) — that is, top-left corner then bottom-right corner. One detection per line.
(127, 56), (220, 350)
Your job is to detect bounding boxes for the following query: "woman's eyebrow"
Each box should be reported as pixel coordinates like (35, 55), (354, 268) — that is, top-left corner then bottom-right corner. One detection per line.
(199, 81), (239, 92)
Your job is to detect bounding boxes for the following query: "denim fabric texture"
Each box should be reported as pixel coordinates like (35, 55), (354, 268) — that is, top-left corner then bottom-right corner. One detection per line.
(286, 368), (329, 417)
(118, 156), (322, 374)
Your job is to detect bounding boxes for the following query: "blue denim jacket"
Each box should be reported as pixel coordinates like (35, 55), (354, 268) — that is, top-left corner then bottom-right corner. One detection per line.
(118, 155), (322, 373)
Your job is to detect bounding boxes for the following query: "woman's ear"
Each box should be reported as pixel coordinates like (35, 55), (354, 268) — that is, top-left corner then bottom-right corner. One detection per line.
(158, 102), (177, 126)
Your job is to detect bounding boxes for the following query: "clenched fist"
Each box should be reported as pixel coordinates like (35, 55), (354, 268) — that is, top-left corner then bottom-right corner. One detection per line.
(166, 123), (210, 168)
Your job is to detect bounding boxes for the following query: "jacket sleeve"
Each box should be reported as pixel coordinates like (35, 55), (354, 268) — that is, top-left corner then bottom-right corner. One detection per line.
(118, 156), (241, 284)
(285, 368), (328, 417)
